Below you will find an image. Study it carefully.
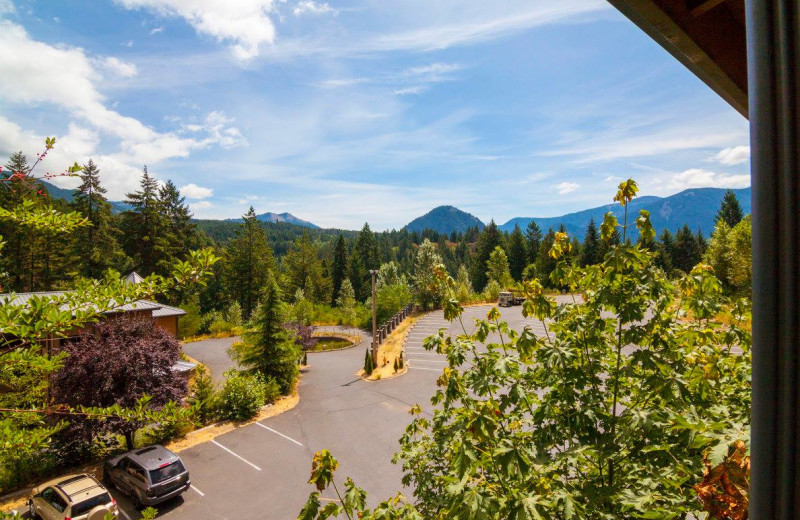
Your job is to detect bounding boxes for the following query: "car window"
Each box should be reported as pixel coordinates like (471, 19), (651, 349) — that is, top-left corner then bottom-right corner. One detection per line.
(118, 457), (130, 470)
(149, 460), (186, 484)
(70, 492), (112, 516)
(41, 488), (67, 513)
(127, 462), (147, 483)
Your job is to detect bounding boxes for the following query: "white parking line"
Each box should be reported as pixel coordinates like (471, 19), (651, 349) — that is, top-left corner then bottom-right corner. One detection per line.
(212, 440), (262, 471)
(404, 351), (443, 355)
(256, 422), (303, 447)
(190, 484), (205, 497)
(409, 366), (443, 372)
(408, 358), (447, 363)
(118, 508), (132, 520)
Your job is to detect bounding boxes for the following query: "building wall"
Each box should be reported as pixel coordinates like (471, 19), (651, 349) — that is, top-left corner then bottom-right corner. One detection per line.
(155, 316), (178, 338)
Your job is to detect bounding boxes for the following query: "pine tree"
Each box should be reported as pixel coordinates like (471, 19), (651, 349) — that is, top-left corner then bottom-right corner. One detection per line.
(655, 229), (675, 272)
(158, 180), (198, 275)
(352, 223), (379, 300)
(673, 225), (701, 273)
(0, 152), (34, 290)
(284, 233), (327, 303)
(70, 159), (125, 279)
(330, 234), (348, 305)
(581, 218), (602, 266)
(534, 228), (558, 287)
(525, 221), (543, 265)
(507, 224), (527, 282)
(715, 189), (744, 228)
(226, 207), (275, 319)
(121, 167), (168, 276)
(236, 278), (299, 394)
(470, 220), (502, 292)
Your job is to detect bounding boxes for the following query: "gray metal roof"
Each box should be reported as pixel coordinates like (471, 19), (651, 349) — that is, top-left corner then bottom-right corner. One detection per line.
(171, 359), (197, 374)
(1, 292), (184, 316)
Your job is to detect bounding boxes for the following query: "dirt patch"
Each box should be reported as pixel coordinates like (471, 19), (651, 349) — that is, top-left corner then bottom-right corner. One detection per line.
(363, 312), (424, 381)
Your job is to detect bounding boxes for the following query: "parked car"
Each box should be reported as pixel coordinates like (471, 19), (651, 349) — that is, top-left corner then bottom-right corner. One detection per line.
(104, 445), (190, 509)
(28, 473), (117, 520)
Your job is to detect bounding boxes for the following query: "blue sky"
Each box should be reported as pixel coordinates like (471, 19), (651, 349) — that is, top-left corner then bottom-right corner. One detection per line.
(0, 0), (750, 230)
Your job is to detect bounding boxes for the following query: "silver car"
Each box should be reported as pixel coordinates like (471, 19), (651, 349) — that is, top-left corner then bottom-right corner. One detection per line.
(104, 445), (190, 509)
(28, 473), (117, 520)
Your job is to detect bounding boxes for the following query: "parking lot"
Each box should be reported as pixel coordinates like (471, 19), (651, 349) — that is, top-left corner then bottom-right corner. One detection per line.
(20, 303), (560, 519)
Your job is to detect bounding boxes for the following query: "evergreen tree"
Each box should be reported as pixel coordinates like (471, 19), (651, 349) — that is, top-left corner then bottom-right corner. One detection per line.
(600, 226), (621, 259)
(284, 233), (328, 303)
(225, 207), (275, 319)
(673, 225), (701, 273)
(351, 223), (379, 300)
(581, 218), (602, 266)
(534, 228), (558, 287)
(330, 234), (348, 305)
(158, 180), (198, 275)
(0, 152), (34, 290)
(695, 229), (708, 257)
(715, 189), (744, 228)
(235, 278), (299, 394)
(525, 220), (542, 265)
(70, 159), (125, 279)
(470, 220), (502, 292)
(121, 167), (168, 276)
(655, 229), (675, 273)
(507, 224), (527, 282)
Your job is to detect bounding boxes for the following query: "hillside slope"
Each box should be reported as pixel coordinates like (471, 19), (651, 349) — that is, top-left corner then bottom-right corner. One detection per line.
(405, 205), (484, 234)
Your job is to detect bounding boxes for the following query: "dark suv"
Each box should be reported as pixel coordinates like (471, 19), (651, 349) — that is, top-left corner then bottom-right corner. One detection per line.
(104, 445), (190, 508)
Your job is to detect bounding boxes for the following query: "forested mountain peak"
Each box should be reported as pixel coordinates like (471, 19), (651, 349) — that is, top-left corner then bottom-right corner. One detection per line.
(405, 205), (485, 234)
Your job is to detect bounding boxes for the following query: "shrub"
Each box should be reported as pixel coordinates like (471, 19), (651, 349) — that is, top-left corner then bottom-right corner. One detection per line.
(482, 279), (501, 301)
(178, 298), (203, 339)
(363, 349), (373, 375)
(188, 367), (218, 425)
(219, 370), (267, 422)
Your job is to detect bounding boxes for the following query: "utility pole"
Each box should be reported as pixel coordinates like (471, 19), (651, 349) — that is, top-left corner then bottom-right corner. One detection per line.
(370, 269), (378, 366)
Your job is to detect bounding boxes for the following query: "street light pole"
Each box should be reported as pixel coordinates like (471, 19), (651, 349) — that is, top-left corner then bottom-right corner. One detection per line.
(370, 269), (378, 367)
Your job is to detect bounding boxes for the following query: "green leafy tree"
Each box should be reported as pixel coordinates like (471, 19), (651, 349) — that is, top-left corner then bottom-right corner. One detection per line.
(336, 279), (357, 327)
(69, 159), (126, 279)
(581, 217), (602, 266)
(470, 220), (502, 292)
(300, 179), (752, 520)
(715, 189), (744, 229)
(485, 245), (513, 288)
(330, 234), (348, 306)
(413, 239), (444, 309)
(225, 207), (276, 319)
(727, 216), (752, 293)
(454, 265), (474, 302)
(507, 224), (527, 282)
(284, 233), (328, 303)
(234, 277), (299, 394)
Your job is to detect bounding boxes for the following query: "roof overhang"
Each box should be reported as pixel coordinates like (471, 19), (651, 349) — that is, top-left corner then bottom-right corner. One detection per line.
(607, 0), (748, 118)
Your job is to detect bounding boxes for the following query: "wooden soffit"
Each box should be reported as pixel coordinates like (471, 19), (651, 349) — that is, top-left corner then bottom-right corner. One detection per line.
(607, 0), (748, 118)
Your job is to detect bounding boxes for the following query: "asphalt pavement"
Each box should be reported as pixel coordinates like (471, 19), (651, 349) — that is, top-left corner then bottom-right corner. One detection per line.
(70, 303), (563, 520)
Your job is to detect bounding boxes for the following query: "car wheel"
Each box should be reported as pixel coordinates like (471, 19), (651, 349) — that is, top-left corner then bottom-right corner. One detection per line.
(132, 490), (143, 510)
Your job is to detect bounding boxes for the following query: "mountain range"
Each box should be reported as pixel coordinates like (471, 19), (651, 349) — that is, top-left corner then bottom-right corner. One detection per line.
(403, 187), (751, 239)
(225, 212), (319, 228)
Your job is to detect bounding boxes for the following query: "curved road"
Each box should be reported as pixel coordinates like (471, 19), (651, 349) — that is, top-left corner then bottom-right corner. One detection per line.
(112, 304), (558, 519)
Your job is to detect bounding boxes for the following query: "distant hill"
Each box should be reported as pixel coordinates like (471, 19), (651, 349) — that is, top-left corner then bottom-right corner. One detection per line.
(405, 206), (485, 234)
(38, 180), (131, 213)
(500, 187), (752, 238)
(226, 211), (319, 229)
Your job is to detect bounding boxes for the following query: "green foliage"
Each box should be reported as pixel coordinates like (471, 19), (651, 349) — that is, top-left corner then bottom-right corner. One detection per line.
(234, 278), (299, 394)
(284, 233), (330, 303)
(482, 279), (501, 301)
(363, 349), (373, 375)
(454, 265), (474, 302)
(225, 206), (276, 319)
(336, 279), (358, 327)
(189, 366), (219, 425)
(219, 370), (269, 422)
(376, 282), (412, 324)
(581, 217), (602, 266)
(140, 507), (158, 520)
(704, 215), (752, 294)
(486, 245), (513, 288)
(331, 234), (348, 305)
(507, 224), (527, 282)
(470, 220), (502, 291)
(715, 189), (744, 229)
(413, 239), (444, 309)
(300, 180), (752, 520)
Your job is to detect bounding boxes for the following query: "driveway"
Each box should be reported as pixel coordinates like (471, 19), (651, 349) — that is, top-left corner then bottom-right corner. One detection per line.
(182, 336), (241, 385)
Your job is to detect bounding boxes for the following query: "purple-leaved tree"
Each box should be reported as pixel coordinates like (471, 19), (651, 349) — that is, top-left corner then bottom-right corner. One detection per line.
(52, 314), (187, 451)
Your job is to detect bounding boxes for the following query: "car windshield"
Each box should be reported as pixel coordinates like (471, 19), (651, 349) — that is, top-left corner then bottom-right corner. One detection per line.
(149, 460), (186, 484)
(71, 492), (111, 516)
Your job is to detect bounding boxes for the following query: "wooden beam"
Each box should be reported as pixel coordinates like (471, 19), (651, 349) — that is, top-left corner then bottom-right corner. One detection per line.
(687, 0), (728, 17)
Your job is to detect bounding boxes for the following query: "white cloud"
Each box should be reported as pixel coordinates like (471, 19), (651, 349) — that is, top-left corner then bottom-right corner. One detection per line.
(604, 175), (623, 182)
(179, 182), (213, 199)
(114, 0), (278, 60)
(124, 39), (135, 47)
(713, 145), (750, 166)
(293, 1), (337, 16)
(181, 111), (248, 149)
(317, 77), (369, 89)
(190, 200), (212, 210)
(669, 168), (750, 190)
(556, 181), (579, 195)
(404, 62), (461, 77)
(149, 26), (164, 35)
(98, 56), (138, 78)
(0, 0), (14, 16)
(394, 86), (427, 96)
